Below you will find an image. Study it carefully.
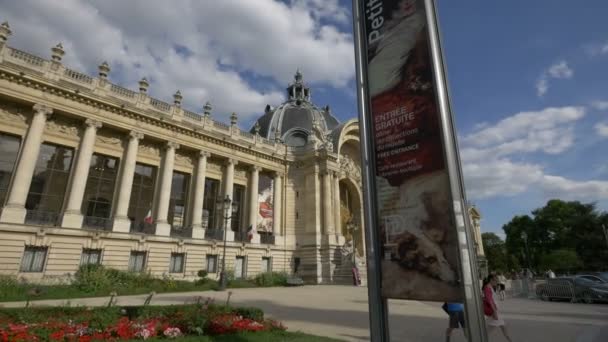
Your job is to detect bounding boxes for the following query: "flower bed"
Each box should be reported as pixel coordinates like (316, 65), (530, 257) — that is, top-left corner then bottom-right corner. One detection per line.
(0, 302), (285, 341)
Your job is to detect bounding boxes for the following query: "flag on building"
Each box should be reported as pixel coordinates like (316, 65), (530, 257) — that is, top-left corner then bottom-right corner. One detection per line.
(144, 209), (153, 224)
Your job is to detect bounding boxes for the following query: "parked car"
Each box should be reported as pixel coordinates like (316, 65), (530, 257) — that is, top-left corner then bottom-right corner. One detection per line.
(535, 276), (608, 303)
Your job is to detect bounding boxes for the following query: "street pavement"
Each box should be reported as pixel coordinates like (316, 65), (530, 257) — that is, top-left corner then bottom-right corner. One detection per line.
(1, 285), (607, 341)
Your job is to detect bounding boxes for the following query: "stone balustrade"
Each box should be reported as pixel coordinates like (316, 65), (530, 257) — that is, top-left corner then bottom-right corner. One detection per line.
(0, 45), (280, 153)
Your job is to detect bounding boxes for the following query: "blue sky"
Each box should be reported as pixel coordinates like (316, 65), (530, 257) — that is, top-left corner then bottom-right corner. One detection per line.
(2, 0), (607, 237)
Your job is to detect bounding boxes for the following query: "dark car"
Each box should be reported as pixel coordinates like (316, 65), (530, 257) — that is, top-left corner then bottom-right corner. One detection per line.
(535, 276), (608, 303)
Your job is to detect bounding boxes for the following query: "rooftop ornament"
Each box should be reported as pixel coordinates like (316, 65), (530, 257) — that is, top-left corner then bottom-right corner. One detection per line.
(230, 112), (238, 126)
(253, 121), (261, 135)
(203, 101), (212, 118)
(0, 22), (11, 44)
(51, 43), (65, 62)
(139, 77), (149, 93)
(173, 90), (183, 107)
(98, 61), (110, 79)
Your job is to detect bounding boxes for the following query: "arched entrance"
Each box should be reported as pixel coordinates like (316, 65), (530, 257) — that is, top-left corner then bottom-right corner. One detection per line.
(339, 178), (364, 258)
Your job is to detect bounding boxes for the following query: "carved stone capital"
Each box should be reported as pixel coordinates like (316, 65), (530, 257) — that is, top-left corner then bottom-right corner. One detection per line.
(166, 141), (180, 150)
(225, 158), (238, 166)
(32, 103), (53, 117)
(272, 171), (284, 179)
(199, 150), (211, 158)
(250, 165), (263, 172)
(84, 119), (102, 130)
(129, 131), (144, 141)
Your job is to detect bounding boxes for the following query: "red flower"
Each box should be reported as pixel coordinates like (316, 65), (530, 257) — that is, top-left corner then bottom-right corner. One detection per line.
(50, 330), (65, 341)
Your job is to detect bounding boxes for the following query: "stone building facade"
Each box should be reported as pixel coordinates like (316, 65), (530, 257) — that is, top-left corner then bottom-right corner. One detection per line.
(0, 22), (364, 284)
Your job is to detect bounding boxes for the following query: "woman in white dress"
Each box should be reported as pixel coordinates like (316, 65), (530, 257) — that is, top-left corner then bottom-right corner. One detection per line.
(483, 274), (513, 341)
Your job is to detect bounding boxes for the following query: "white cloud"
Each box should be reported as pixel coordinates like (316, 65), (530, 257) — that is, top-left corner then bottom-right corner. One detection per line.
(536, 78), (548, 97)
(547, 61), (573, 79)
(462, 106), (585, 147)
(0, 0), (355, 124)
(595, 122), (608, 137)
(591, 101), (608, 110)
(461, 105), (608, 202)
(536, 60), (574, 97)
(585, 41), (608, 56)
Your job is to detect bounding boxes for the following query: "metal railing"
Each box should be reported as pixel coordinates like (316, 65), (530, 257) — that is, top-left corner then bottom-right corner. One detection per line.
(234, 231), (250, 243)
(25, 210), (59, 226)
(205, 229), (224, 241)
(129, 221), (156, 234)
(170, 226), (193, 238)
(82, 216), (113, 231)
(260, 234), (275, 245)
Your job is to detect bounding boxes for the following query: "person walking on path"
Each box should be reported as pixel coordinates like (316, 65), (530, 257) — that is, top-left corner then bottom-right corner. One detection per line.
(444, 302), (466, 342)
(483, 274), (514, 342)
(497, 273), (507, 301)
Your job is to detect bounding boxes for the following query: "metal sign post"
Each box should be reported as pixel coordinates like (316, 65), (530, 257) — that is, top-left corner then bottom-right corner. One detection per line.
(424, 1), (488, 340)
(352, 1), (391, 340)
(352, 0), (488, 340)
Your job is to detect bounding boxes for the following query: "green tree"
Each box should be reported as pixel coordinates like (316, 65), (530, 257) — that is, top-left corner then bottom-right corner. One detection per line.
(540, 249), (582, 273)
(481, 232), (509, 272)
(503, 199), (608, 272)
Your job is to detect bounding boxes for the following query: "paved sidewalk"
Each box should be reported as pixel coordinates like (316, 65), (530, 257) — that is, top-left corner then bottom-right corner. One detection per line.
(2, 286), (607, 341)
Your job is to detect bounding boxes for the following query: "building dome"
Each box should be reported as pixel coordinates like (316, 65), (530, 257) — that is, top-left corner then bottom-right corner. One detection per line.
(251, 70), (340, 147)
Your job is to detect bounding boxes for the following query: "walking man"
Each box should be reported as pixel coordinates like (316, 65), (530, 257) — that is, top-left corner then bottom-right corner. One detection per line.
(445, 302), (466, 342)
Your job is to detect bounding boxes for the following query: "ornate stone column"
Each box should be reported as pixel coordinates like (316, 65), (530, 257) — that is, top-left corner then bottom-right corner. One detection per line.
(0, 104), (53, 224)
(223, 159), (237, 241)
(248, 166), (262, 243)
(61, 119), (102, 228)
(272, 172), (282, 236)
(191, 150), (210, 239)
(333, 171), (342, 235)
(155, 141), (179, 236)
(112, 131), (144, 233)
(322, 171), (333, 234)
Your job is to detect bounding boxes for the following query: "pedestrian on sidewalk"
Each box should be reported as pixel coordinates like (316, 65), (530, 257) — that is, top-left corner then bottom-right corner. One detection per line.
(497, 273), (507, 301)
(483, 274), (513, 342)
(443, 302), (466, 342)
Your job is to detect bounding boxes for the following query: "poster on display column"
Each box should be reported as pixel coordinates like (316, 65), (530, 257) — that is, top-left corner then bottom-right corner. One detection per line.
(257, 174), (274, 233)
(360, 0), (462, 301)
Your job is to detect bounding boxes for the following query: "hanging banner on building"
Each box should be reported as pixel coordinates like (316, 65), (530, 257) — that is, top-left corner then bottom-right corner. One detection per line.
(360, 0), (462, 301)
(257, 175), (274, 232)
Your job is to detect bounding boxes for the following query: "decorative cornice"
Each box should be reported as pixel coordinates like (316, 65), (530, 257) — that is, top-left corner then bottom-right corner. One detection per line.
(0, 68), (287, 165)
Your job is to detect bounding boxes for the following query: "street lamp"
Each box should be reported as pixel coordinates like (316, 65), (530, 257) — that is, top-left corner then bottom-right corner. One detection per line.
(217, 195), (238, 291)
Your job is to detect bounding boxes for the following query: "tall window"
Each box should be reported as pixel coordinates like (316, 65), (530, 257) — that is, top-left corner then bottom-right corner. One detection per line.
(169, 253), (185, 273)
(202, 178), (220, 229)
(128, 251), (147, 272)
(128, 163), (157, 230)
(20, 246), (48, 272)
(25, 143), (74, 222)
(231, 184), (246, 232)
(235, 256), (246, 279)
(0, 133), (21, 206)
(168, 171), (190, 229)
(82, 154), (119, 219)
(206, 254), (218, 273)
(80, 248), (102, 265)
(261, 257), (272, 273)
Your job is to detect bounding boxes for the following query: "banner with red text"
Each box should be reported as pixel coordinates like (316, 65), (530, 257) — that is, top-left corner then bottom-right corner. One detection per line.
(361, 0), (462, 301)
